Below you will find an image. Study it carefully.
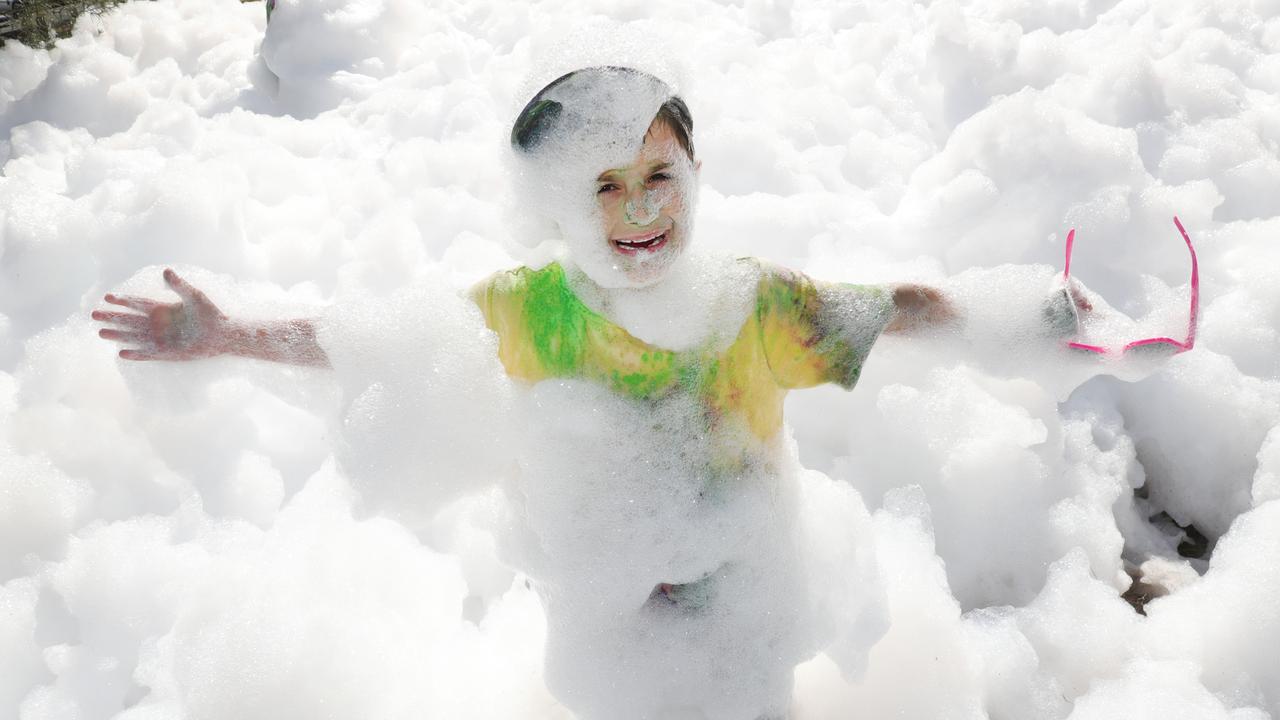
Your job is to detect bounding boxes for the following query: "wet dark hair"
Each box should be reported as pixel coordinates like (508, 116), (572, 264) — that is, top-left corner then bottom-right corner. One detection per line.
(511, 66), (695, 160)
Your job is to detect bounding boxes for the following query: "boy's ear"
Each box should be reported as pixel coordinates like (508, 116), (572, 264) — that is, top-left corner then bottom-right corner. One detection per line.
(695, 159), (702, 174)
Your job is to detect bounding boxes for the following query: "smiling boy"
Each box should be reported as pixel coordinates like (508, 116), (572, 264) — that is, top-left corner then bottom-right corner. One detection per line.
(462, 66), (963, 719)
(91, 66), (1024, 720)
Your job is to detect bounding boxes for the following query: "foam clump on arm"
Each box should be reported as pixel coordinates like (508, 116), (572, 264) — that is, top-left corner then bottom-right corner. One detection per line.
(931, 265), (1175, 395)
(314, 274), (516, 531)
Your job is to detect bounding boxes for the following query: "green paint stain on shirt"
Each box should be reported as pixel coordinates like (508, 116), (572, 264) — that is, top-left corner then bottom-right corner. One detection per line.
(523, 263), (588, 376)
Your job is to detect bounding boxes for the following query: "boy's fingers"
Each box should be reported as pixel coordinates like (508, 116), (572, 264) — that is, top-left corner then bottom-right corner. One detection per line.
(1065, 278), (1093, 313)
(99, 328), (148, 344)
(119, 349), (165, 361)
(164, 269), (206, 303)
(92, 310), (148, 328)
(104, 294), (160, 312)
(1042, 287), (1079, 337)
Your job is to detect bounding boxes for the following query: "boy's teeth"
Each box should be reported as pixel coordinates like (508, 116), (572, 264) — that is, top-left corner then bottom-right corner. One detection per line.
(621, 233), (663, 247)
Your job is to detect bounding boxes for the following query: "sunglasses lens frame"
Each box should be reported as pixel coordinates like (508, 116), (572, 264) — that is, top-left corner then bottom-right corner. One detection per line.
(1062, 217), (1198, 357)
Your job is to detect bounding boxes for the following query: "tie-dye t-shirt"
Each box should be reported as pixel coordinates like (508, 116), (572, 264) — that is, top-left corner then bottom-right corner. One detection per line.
(470, 259), (895, 441)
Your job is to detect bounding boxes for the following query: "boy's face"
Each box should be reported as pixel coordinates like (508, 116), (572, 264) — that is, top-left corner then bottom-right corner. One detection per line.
(565, 119), (700, 288)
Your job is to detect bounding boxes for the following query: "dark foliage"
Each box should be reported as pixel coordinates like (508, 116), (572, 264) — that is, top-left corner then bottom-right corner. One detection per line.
(0, 0), (128, 49)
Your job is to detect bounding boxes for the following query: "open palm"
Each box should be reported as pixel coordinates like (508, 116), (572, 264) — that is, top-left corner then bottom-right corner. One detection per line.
(92, 269), (231, 361)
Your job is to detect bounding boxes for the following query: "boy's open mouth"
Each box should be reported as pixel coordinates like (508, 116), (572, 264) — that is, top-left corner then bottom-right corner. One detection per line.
(612, 229), (668, 255)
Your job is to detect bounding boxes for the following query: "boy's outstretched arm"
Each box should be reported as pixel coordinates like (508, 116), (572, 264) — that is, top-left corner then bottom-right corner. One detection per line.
(883, 281), (1094, 338)
(92, 268), (330, 368)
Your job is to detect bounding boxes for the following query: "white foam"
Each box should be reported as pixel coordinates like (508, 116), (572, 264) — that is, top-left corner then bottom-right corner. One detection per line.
(0, 0), (1278, 717)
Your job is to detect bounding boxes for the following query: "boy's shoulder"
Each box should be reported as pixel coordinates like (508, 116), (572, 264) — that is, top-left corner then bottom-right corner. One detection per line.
(470, 262), (565, 302)
(741, 257), (818, 307)
(736, 256), (811, 286)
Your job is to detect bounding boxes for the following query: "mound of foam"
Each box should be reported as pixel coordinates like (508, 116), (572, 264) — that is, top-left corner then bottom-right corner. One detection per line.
(318, 274), (516, 532)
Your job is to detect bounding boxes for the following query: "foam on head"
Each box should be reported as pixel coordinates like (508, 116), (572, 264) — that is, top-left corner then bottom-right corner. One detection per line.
(507, 66), (699, 289)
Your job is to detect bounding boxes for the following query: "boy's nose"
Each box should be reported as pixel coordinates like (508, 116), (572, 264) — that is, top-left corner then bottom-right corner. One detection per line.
(623, 189), (659, 226)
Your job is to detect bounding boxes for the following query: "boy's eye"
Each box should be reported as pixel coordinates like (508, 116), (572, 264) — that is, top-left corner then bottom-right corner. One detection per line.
(597, 183), (620, 195)
(647, 173), (670, 183)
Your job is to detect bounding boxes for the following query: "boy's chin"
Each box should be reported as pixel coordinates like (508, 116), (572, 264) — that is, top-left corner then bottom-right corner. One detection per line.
(616, 267), (671, 289)
(572, 243), (686, 289)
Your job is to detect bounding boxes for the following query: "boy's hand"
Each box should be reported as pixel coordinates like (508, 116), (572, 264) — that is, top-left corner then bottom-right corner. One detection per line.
(93, 269), (232, 361)
(1042, 275), (1093, 337)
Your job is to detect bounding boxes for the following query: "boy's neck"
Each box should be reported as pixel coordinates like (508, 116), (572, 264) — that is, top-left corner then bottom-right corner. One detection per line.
(563, 252), (755, 352)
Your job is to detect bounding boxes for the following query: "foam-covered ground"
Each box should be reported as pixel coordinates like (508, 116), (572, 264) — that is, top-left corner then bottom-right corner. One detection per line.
(2, 0), (1279, 717)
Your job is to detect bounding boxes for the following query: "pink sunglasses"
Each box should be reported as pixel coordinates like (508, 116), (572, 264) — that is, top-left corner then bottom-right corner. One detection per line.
(1063, 216), (1199, 355)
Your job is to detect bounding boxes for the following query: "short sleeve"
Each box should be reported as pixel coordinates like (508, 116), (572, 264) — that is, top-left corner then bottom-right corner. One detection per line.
(468, 267), (550, 383)
(756, 265), (895, 390)
(469, 269), (519, 344)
